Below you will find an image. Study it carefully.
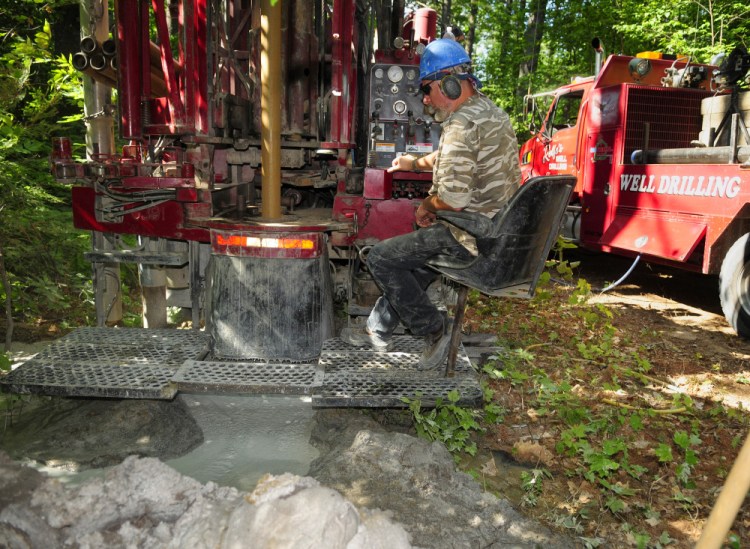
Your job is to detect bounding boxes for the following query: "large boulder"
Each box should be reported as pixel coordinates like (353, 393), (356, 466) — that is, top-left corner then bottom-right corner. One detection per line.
(1, 397), (203, 470)
(0, 452), (412, 548)
(309, 410), (575, 549)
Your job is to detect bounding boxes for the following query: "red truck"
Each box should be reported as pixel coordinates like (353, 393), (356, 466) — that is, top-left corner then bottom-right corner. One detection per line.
(519, 45), (750, 338)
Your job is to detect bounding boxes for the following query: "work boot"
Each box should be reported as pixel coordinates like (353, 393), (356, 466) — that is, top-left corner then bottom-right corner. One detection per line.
(340, 326), (393, 352)
(417, 317), (452, 370)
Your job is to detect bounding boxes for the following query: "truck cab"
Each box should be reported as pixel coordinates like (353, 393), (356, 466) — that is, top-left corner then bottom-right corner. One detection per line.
(519, 77), (592, 191)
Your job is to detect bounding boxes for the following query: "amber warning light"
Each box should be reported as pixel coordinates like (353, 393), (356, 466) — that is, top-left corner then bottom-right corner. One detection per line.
(211, 230), (322, 259)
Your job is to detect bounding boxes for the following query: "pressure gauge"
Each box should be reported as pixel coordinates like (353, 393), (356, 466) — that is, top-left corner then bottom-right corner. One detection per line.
(374, 67), (384, 79)
(406, 69), (417, 81)
(387, 65), (404, 83)
(393, 100), (407, 115)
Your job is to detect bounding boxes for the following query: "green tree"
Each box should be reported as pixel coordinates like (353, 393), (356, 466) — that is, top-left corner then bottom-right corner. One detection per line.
(443, 0), (747, 133)
(0, 2), (91, 330)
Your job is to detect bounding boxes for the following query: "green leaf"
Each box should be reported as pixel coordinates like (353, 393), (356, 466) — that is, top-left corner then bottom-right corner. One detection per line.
(0, 352), (11, 372)
(605, 497), (625, 513)
(629, 413), (644, 431)
(673, 431), (690, 450)
(676, 462), (692, 485)
(655, 443), (673, 463)
(658, 530), (676, 545)
(602, 438), (627, 456)
(588, 454), (620, 478)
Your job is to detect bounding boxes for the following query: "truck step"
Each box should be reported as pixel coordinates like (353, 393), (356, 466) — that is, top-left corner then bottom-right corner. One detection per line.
(1, 328), (482, 408)
(84, 250), (189, 266)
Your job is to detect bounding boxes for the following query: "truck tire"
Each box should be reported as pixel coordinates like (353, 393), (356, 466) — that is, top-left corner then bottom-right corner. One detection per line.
(719, 233), (750, 339)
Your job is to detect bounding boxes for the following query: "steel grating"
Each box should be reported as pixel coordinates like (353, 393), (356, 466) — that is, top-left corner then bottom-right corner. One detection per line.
(2, 361), (178, 399)
(173, 359), (321, 395)
(313, 336), (481, 408)
(58, 326), (208, 346)
(321, 335), (423, 354)
(0, 327), (209, 399)
(31, 342), (199, 366)
(319, 349), (473, 374)
(312, 371), (483, 408)
(0, 328), (484, 407)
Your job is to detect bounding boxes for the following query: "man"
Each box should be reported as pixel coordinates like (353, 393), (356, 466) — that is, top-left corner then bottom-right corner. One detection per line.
(341, 38), (521, 369)
(443, 25), (465, 43)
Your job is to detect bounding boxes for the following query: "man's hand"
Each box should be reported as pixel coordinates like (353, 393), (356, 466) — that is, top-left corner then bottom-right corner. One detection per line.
(415, 204), (436, 227)
(387, 155), (413, 173)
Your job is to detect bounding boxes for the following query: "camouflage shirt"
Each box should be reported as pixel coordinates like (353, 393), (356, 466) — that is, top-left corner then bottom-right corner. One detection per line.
(431, 93), (521, 254)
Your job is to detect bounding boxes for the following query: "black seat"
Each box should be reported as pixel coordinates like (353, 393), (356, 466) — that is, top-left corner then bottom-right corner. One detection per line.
(426, 175), (575, 376)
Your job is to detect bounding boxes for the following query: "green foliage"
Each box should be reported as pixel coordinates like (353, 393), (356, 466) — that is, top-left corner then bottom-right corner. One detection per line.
(520, 467), (551, 507)
(471, 255), (748, 544)
(443, 0), (748, 134)
(403, 390), (483, 456)
(0, 4), (93, 327)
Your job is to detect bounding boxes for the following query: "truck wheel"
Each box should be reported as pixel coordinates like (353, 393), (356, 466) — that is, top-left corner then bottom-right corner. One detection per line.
(719, 233), (750, 339)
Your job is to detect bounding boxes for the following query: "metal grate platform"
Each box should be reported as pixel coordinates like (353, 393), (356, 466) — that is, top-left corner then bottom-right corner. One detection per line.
(1, 328), (209, 399)
(173, 359), (322, 395)
(313, 336), (481, 408)
(1, 328), (482, 407)
(313, 371), (482, 408)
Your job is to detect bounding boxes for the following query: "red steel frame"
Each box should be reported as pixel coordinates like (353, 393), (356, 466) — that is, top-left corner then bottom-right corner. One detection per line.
(74, 0), (360, 242)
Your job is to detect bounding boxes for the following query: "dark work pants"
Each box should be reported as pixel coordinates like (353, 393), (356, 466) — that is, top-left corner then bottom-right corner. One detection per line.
(365, 223), (473, 337)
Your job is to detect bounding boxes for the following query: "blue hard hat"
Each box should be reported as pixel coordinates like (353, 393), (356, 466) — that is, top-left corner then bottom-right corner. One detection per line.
(419, 38), (471, 80)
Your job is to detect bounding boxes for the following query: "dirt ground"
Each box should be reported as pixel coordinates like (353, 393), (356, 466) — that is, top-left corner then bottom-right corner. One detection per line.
(578, 251), (750, 408)
(3, 250), (750, 548)
(468, 250), (750, 548)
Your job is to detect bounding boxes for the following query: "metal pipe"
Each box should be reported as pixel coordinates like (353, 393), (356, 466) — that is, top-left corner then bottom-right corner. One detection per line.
(115, 0), (142, 139)
(82, 0), (120, 325)
(632, 146), (750, 164)
(89, 51), (107, 71)
(80, 35), (98, 54)
(102, 37), (117, 57)
(149, 41), (183, 73)
(592, 37), (604, 77)
(261, 0), (282, 219)
(73, 52), (169, 97)
(95, 62), (118, 83)
(289, 0), (313, 136)
(148, 66), (169, 97)
(81, 66), (117, 87)
(72, 51), (90, 71)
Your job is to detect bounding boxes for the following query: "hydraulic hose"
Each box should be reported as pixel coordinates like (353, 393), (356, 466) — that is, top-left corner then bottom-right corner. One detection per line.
(600, 254), (641, 293)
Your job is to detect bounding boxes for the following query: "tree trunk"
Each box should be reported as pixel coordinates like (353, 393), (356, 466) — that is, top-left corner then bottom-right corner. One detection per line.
(466, 0), (478, 58)
(500, 0), (520, 59)
(0, 239), (13, 353)
(441, 0), (453, 36)
(517, 0), (547, 98)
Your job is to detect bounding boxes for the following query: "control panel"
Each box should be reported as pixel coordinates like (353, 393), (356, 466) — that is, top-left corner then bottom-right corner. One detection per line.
(367, 63), (442, 169)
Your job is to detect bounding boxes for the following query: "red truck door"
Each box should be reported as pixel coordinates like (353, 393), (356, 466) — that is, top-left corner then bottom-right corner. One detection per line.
(520, 85), (589, 191)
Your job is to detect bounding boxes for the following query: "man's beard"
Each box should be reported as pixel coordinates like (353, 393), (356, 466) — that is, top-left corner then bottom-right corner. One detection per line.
(423, 104), (449, 123)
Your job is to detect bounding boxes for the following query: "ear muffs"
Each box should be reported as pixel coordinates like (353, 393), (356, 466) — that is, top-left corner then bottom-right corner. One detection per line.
(439, 74), (462, 100)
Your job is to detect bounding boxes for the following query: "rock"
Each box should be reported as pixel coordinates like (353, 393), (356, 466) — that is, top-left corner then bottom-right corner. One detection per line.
(0, 401), (575, 547)
(231, 475), (360, 548)
(1, 397), (203, 470)
(0, 452), (412, 548)
(309, 409), (575, 548)
(0, 452), (44, 509)
(0, 503), (60, 548)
